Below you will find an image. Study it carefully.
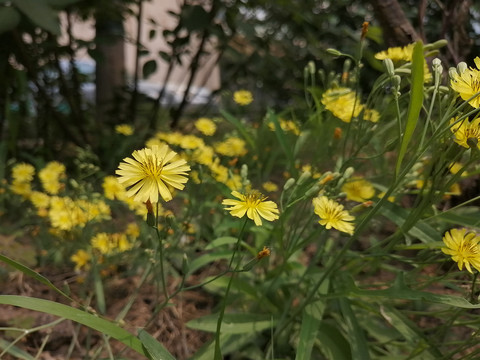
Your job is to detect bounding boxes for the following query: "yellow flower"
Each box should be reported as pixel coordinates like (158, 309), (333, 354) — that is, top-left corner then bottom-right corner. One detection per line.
(39, 161), (66, 195)
(70, 249), (91, 271)
(10, 181), (32, 197)
(222, 190), (280, 226)
(233, 90), (253, 106)
(116, 145), (190, 203)
(91, 233), (111, 254)
(312, 196), (355, 235)
(262, 181), (278, 193)
(126, 222), (140, 238)
(195, 117), (217, 136)
(450, 117), (480, 149)
(102, 176), (126, 200)
(179, 135), (205, 150)
(268, 119), (301, 135)
(442, 228), (480, 273)
(11, 163), (35, 183)
(450, 57), (480, 108)
(363, 108), (380, 123)
(342, 178), (375, 202)
(30, 191), (50, 208)
(214, 137), (248, 157)
(115, 124), (134, 136)
(375, 43), (432, 83)
(375, 44), (414, 61)
(321, 88), (363, 123)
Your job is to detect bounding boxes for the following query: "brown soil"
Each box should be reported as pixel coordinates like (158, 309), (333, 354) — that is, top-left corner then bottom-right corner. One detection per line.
(0, 267), (215, 360)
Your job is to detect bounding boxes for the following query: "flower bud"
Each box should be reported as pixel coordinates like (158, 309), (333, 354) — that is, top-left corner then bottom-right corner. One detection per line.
(326, 48), (343, 57)
(305, 184), (320, 197)
(343, 167), (355, 179)
(448, 67), (458, 79)
(383, 58), (395, 77)
(297, 171), (311, 186)
(283, 178), (296, 191)
(457, 62), (467, 73)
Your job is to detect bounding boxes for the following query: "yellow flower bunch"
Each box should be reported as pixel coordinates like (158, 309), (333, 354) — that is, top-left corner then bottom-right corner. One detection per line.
(450, 57), (480, 109)
(321, 88), (379, 123)
(10, 163), (35, 198)
(214, 137), (248, 157)
(39, 161), (66, 195)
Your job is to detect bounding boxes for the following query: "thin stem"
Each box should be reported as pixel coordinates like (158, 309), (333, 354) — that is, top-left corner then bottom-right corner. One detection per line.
(154, 202), (169, 300)
(214, 218), (248, 359)
(470, 272), (479, 303)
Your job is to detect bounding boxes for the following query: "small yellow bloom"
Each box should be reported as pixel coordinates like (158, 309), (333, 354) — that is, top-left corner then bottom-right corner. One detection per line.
(115, 124), (134, 136)
(233, 90), (253, 106)
(262, 181), (278, 193)
(342, 178), (375, 202)
(30, 191), (50, 208)
(442, 228), (480, 273)
(222, 190), (280, 226)
(71, 249), (91, 271)
(321, 88), (363, 123)
(195, 117), (217, 136)
(11, 163), (35, 183)
(116, 145), (190, 203)
(450, 117), (480, 149)
(450, 57), (480, 109)
(363, 108), (380, 123)
(214, 137), (248, 157)
(312, 196), (355, 235)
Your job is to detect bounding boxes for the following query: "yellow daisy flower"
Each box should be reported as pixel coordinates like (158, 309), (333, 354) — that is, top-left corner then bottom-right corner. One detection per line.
(233, 90), (253, 106)
(450, 57), (480, 108)
(222, 190), (280, 226)
(442, 228), (480, 273)
(195, 117), (217, 136)
(71, 249), (91, 271)
(312, 196), (355, 235)
(321, 88), (363, 123)
(115, 124), (134, 136)
(342, 178), (375, 202)
(11, 163), (35, 183)
(450, 117), (480, 149)
(116, 145), (190, 203)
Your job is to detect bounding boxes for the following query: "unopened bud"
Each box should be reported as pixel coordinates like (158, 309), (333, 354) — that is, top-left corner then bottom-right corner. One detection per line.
(326, 48), (343, 57)
(383, 58), (395, 77)
(181, 253), (189, 275)
(343, 167), (355, 179)
(297, 171), (311, 186)
(423, 39), (448, 51)
(307, 61), (316, 75)
(283, 178), (296, 191)
(448, 67), (459, 79)
(305, 184), (320, 197)
(241, 164), (248, 180)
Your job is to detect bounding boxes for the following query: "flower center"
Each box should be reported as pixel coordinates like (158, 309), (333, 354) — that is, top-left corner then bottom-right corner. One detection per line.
(143, 155), (164, 178)
(245, 191), (267, 206)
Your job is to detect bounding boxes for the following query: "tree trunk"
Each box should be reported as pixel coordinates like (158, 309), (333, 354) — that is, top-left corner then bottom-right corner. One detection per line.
(369, 0), (420, 47)
(95, 14), (125, 124)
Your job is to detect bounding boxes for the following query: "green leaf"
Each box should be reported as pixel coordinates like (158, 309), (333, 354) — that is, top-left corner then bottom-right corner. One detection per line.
(341, 272), (480, 309)
(187, 250), (232, 275)
(430, 206), (480, 228)
(0, 295), (149, 356)
(14, 0), (60, 35)
(0, 253), (74, 302)
(379, 305), (442, 359)
(205, 236), (238, 250)
(142, 60), (157, 79)
(138, 329), (176, 360)
(187, 313), (274, 334)
(0, 338), (35, 360)
(395, 41), (424, 176)
(380, 200), (440, 243)
(339, 298), (371, 360)
(317, 321), (351, 360)
(0, 6), (20, 33)
(192, 334), (256, 360)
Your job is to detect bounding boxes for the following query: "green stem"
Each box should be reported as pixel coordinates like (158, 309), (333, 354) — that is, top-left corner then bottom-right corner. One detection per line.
(154, 202), (169, 300)
(471, 272), (479, 303)
(213, 218), (248, 359)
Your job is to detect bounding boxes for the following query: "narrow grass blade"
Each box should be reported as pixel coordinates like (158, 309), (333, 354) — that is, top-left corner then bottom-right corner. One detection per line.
(187, 313), (274, 334)
(0, 338), (35, 360)
(395, 41), (424, 177)
(339, 298), (371, 360)
(220, 110), (256, 150)
(0, 253), (74, 302)
(317, 321), (351, 360)
(380, 305), (442, 359)
(138, 329), (176, 360)
(0, 295), (149, 357)
(268, 109), (295, 170)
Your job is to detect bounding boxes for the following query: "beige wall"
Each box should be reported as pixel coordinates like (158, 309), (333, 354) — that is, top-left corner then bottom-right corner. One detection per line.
(59, 0), (220, 99)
